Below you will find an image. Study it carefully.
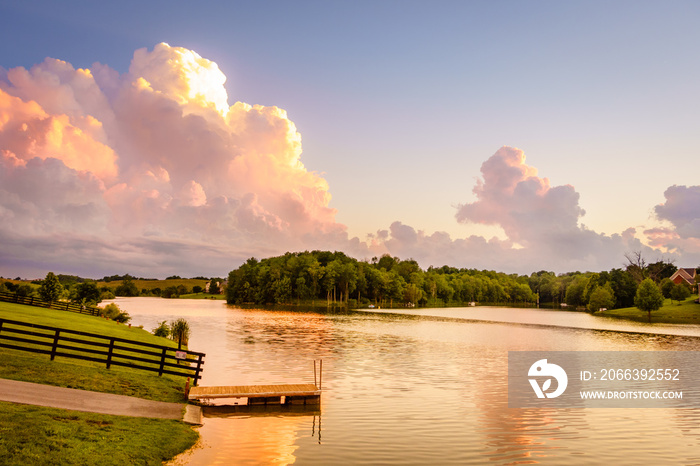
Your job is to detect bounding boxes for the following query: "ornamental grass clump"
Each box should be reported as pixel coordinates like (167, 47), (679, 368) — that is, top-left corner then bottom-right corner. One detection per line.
(170, 318), (190, 349)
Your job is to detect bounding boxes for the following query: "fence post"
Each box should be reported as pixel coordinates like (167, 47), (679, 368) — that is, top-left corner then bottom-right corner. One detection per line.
(106, 338), (115, 369)
(158, 348), (167, 376)
(193, 354), (204, 386)
(50, 330), (60, 361)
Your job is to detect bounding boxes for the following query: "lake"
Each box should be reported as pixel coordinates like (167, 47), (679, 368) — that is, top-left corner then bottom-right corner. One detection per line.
(111, 298), (700, 465)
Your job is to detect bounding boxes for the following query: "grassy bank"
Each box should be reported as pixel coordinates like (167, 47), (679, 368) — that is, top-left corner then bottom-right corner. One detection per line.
(596, 296), (700, 324)
(178, 292), (226, 300)
(0, 402), (197, 466)
(0, 301), (174, 346)
(0, 302), (199, 463)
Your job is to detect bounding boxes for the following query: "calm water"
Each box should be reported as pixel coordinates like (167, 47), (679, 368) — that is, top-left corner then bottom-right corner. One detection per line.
(111, 298), (700, 465)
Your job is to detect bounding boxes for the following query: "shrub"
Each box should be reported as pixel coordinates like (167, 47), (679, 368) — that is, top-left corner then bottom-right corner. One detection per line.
(99, 303), (131, 323)
(153, 321), (170, 338)
(100, 303), (121, 319)
(16, 284), (35, 297)
(670, 283), (691, 304)
(114, 311), (132, 324)
(162, 286), (179, 299)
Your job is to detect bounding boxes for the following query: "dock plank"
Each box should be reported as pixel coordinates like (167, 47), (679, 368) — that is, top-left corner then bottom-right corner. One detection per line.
(188, 383), (320, 400)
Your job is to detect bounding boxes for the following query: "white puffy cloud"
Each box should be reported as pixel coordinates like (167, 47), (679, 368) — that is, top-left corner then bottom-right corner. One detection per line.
(0, 45), (682, 278)
(0, 43), (354, 277)
(367, 147), (665, 273)
(455, 146), (584, 246)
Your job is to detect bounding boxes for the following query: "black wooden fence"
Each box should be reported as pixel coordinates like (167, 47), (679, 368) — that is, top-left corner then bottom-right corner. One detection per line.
(0, 318), (205, 385)
(0, 291), (101, 316)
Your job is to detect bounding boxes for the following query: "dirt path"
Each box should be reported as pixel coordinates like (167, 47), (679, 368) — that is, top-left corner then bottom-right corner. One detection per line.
(0, 378), (202, 424)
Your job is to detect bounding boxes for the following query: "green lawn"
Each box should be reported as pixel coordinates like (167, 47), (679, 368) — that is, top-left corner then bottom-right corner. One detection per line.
(596, 296), (700, 324)
(0, 301), (176, 346)
(0, 302), (199, 463)
(0, 402), (197, 466)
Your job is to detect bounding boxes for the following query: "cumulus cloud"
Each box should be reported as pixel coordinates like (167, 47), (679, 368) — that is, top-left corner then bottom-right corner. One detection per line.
(368, 147), (665, 273)
(641, 185), (700, 264)
(653, 185), (700, 239)
(0, 43), (354, 277)
(0, 45), (681, 278)
(455, 146), (585, 246)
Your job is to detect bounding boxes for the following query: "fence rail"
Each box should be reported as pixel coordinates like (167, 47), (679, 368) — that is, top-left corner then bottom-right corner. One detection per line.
(0, 291), (101, 316)
(0, 318), (205, 385)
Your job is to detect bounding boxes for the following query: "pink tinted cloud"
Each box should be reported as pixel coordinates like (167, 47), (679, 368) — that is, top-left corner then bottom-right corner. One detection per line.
(369, 147), (663, 273)
(455, 146), (584, 245)
(0, 44), (680, 277)
(0, 43), (354, 277)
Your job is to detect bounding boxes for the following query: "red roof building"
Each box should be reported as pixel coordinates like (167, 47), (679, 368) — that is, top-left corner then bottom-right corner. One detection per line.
(670, 268), (697, 287)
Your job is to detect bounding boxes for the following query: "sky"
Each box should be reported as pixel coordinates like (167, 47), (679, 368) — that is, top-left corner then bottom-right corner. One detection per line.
(1, 1), (699, 279)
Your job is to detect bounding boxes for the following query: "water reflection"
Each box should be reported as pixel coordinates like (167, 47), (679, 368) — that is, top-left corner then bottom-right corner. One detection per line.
(109, 299), (700, 465)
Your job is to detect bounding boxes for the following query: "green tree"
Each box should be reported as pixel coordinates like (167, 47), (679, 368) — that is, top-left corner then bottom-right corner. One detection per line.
(608, 268), (637, 308)
(659, 278), (674, 298)
(634, 278), (665, 322)
(162, 286), (180, 298)
(15, 284), (34, 297)
(71, 281), (101, 305)
(587, 284), (615, 312)
(387, 270), (406, 307)
(273, 276), (292, 303)
(115, 277), (139, 297)
(404, 283), (423, 305)
(38, 272), (62, 303)
(670, 283), (691, 304)
(564, 275), (588, 307)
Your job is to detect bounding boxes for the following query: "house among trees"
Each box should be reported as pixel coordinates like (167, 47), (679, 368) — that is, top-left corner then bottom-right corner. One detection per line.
(205, 279), (227, 294)
(670, 268), (697, 291)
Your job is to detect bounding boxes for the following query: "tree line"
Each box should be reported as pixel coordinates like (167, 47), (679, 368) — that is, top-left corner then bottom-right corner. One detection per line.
(0, 274), (225, 304)
(226, 251), (695, 310)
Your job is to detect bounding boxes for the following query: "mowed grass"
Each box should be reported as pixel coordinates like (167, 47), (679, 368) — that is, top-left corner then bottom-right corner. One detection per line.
(597, 296), (700, 324)
(0, 402), (197, 466)
(0, 302), (188, 402)
(0, 302), (199, 464)
(0, 301), (173, 344)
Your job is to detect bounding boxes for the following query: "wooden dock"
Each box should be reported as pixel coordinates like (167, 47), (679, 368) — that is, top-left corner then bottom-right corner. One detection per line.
(188, 383), (321, 405)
